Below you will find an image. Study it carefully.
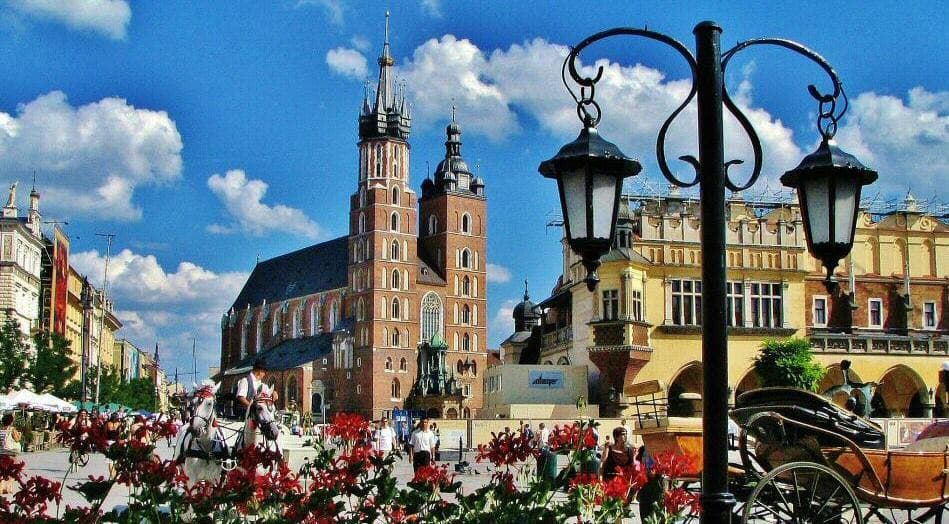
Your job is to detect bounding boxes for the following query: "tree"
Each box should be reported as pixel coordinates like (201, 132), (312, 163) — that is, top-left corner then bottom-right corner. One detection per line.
(28, 331), (78, 398)
(753, 337), (826, 392)
(0, 317), (27, 391)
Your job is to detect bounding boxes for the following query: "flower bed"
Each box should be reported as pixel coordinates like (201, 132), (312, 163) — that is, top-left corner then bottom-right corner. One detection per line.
(0, 414), (700, 522)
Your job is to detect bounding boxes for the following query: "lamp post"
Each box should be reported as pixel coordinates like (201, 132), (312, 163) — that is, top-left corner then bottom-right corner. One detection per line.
(541, 22), (876, 522)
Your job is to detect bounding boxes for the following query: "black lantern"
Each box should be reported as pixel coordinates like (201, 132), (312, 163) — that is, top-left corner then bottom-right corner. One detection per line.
(539, 123), (641, 290)
(781, 138), (877, 288)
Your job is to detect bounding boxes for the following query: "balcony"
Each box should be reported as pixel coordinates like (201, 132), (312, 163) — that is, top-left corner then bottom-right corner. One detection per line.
(541, 325), (573, 352)
(587, 319), (653, 397)
(809, 331), (948, 355)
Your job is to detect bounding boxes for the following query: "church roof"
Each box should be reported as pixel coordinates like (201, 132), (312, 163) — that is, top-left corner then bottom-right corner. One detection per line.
(416, 255), (447, 286)
(231, 236), (349, 310)
(227, 333), (334, 373)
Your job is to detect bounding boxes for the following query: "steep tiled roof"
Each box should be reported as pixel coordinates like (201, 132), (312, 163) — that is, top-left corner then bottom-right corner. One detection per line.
(231, 236), (349, 310)
(228, 334), (334, 372)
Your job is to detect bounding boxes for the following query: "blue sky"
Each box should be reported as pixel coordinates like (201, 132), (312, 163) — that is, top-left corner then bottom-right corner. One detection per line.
(0, 0), (944, 381)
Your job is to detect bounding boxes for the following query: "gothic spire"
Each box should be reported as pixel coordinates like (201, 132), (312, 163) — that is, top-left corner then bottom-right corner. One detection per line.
(374, 11), (394, 112)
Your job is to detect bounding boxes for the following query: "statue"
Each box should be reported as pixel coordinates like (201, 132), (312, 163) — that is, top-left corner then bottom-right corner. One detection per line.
(823, 360), (878, 417)
(6, 181), (16, 207)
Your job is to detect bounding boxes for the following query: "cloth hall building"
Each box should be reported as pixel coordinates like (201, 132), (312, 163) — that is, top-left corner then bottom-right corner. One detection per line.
(217, 21), (488, 421)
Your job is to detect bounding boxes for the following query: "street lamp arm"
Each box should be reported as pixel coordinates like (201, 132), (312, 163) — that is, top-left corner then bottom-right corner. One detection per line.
(563, 27), (701, 188)
(722, 37), (848, 139)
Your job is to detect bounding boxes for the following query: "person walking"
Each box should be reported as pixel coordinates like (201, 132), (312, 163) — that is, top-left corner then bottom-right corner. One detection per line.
(374, 417), (397, 453)
(601, 427), (636, 481)
(408, 417), (437, 473)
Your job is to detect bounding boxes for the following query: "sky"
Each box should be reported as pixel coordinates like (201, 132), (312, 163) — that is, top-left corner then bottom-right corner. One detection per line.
(0, 0), (944, 383)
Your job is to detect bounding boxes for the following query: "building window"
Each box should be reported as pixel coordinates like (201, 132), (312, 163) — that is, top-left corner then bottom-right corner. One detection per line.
(462, 304), (471, 324)
(671, 280), (702, 326)
(272, 309), (281, 336)
(374, 145), (382, 177)
(631, 290), (643, 321)
(751, 283), (783, 328)
(460, 249), (470, 269)
(420, 292), (442, 342)
(462, 333), (470, 352)
(391, 298), (400, 320)
(462, 383), (471, 397)
(390, 212), (399, 232)
(924, 302), (938, 330)
(462, 213), (471, 234)
(868, 298), (883, 328)
(428, 215), (438, 235)
(391, 379), (401, 399)
(727, 282), (744, 327)
(602, 289), (619, 320)
(391, 186), (400, 205)
(356, 357), (362, 368)
(385, 357), (393, 371)
(310, 303), (321, 334)
(813, 296), (828, 327)
(240, 324), (247, 359)
(391, 269), (400, 290)
(357, 384), (362, 395)
(391, 328), (400, 347)
(292, 309), (300, 338)
(399, 357), (407, 372)
(390, 240), (399, 260)
(462, 276), (470, 297)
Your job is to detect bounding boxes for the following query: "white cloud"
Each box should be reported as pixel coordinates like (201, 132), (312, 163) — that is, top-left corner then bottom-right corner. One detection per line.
(73, 249), (249, 377)
(296, 0), (343, 26)
(491, 299), (518, 339)
(486, 262), (512, 283)
(350, 34), (370, 52)
(420, 0), (442, 17)
(8, 0), (131, 40)
(207, 169), (322, 239)
(399, 37), (802, 180)
(326, 47), (368, 80)
(834, 87), (949, 196)
(0, 91), (182, 220)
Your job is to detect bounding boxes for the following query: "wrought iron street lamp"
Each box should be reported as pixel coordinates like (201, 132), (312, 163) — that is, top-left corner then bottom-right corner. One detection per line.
(539, 121), (641, 290)
(541, 21), (875, 522)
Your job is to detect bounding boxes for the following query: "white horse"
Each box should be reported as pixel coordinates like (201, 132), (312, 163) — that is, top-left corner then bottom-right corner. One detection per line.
(173, 382), (229, 486)
(232, 391), (282, 457)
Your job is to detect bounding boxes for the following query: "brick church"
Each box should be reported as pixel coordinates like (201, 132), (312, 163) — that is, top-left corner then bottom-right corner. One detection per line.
(218, 16), (488, 421)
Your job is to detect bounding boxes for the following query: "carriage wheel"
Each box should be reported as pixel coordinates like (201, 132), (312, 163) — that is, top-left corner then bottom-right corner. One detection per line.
(742, 461), (864, 524)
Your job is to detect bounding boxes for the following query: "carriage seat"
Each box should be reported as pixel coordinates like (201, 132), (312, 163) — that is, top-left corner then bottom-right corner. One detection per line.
(731, 387), (885, 450)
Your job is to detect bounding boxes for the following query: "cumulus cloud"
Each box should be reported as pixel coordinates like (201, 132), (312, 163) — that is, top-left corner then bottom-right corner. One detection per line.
(398, 36), (801, 180)
(0, 91), (182, 220)
(490, 299), (518, 339)
(207, 169), (322, 239)
(7, 0), (131, 40)
(296, 0), (343, 26)
(420, 0), (442, 17)
(326, 47), (368, 79)
(835, 87), (949, 196)
(486, 262), (512, 283)
(72, 249), (249, 376)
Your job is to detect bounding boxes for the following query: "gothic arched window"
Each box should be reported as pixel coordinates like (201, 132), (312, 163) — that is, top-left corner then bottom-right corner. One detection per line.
(462, 213), (471, 234)
(310, 303), (320, 335)
(461, 249), (470, 269)
(391, 186), (400, 205)
(390, 212), (399, 232)
(391, 328), (401, 347)
(391, 298), (400, 319)
(391, 240), (399, 260)
(292, 308), (300, 338)
(462, 333), (471, 352)
(399, 357), (407, 371)
(420, 292), (443, 342)
(385, 357), (393, 371)
(462, 304), (471, 324)
(391, 379), (401, 399)
(330, 301), (339, 330)
(429, 215), (438, 235)
(391, 269), (400, 290)
(462, 276), (470, 296)
(358, 213), (366, 234)
(375, 145), (382, 177)
(272, 308), (281, 337)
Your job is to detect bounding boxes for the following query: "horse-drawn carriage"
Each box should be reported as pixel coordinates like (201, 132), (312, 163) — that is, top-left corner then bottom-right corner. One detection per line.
(627, 380), (949, 523)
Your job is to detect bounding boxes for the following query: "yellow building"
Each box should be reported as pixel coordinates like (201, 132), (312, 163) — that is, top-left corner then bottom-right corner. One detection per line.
(63, 265), (123, 381)
(64, 266), (85, 379)
(503, 191), (947, 419)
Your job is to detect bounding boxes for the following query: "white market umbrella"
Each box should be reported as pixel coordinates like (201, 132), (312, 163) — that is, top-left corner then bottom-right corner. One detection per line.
(38, 393), (75, 413)
(7, 389), (43, 409)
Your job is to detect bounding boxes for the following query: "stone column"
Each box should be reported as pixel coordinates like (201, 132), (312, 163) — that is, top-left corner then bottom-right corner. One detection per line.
(743, 280), (753, 328)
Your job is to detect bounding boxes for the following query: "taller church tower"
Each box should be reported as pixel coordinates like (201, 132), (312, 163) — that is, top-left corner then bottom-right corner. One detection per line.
(349, 13), (418, 415)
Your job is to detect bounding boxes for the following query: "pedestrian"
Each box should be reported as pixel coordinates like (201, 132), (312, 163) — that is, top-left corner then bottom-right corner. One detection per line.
(431, 422), (441, 461)
(534, 422), (555, 481)
(408, 417), (437, 473)
(374, 417), (397, 453)
(602, 427), (635, 482)
(0, 413), (21, 494)
(235, 359), (277, 420)
(523, 423), (534, 442)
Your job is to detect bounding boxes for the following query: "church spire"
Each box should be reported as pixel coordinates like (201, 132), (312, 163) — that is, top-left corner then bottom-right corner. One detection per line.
(358, 11), (411, 141)
(374, 11), (394, 112)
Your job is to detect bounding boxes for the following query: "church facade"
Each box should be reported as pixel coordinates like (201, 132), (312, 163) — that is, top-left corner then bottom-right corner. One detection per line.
(218, 18), (487, 421)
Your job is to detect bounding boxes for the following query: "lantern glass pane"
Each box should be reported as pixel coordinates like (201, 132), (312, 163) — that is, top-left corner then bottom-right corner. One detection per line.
(562, 168), (588, 241)
(803, 177), (830, 245)
(591, 172), (616, 240)
(833, 176), (858, 245)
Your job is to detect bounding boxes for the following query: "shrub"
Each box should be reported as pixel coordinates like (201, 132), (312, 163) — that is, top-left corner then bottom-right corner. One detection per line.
(753, 337), (826, 392)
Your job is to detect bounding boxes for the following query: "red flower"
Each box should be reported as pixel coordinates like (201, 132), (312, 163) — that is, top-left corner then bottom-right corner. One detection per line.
(476, 430), (537, 466)
(0, 454), (24, 481)
(13, 475), (62, 517)
(325, 412), (369, 442)
(650, 451), (695, 481)
(663, 487), (702, 515)
(409, 464), (455, 491)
